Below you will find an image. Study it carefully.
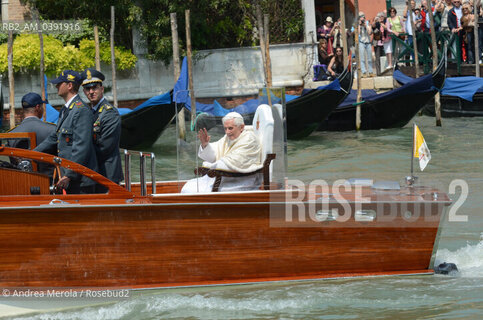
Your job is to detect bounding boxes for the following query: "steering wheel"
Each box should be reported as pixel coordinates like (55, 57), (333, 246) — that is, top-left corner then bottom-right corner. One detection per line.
(51, 165), (64, 194)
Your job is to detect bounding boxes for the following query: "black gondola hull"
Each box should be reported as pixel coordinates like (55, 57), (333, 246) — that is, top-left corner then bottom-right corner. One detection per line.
(319, 90), (437, 131)
(286, 88), (350, 139)
(319, 55), (446, 131)
(286, 66), (353, 139)
(422, 93), (483, 117)
(120, 102), (176, 149)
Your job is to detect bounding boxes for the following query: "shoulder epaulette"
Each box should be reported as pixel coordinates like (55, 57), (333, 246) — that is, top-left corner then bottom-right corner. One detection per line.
(75, 101), (84, 107)
(44, 121), (56, 126)
(99, 101), (114, 113)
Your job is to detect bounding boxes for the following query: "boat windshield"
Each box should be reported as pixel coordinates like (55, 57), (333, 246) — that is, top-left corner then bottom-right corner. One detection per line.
(173, 87), (288, 193)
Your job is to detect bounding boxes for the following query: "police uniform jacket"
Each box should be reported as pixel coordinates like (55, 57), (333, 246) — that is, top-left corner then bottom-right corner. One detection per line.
(92, 97), (123, 184)
(7, 117), (56, 176)
(35, 95), (98, 187)
(8, 117), (55, 149)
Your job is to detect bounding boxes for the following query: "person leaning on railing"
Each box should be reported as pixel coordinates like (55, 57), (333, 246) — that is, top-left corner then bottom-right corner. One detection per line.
(404, 0), (418, 62)
(436, 0), (453, 32)
(448, 0), (464, 62)
(461, 2), (476, 64)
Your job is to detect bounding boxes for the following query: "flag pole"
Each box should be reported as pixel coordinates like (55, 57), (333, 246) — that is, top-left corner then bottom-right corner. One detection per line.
(406, 122), (416, 186)
(410, 123), (414, 178)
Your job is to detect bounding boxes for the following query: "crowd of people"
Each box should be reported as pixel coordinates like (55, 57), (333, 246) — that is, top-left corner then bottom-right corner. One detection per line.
(315, 0), (483, 79)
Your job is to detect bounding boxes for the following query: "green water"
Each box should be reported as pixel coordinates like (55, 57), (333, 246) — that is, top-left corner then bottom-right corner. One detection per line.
(7, 115), (483, 320)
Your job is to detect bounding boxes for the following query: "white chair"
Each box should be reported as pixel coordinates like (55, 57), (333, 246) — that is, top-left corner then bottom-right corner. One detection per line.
(251, 104), (275, 182)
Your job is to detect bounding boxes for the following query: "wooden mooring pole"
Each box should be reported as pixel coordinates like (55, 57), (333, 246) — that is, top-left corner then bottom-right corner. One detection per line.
(8, 31), (15, 129)
(427, 2), (442, 126)
(407, 1), (420, 77)
(185, 10), (196, 125)
(110, 6), (118, 108)
(94, 25), (101, 71)
(35, 9), (46, 121)
(256, 5), (268, 86)
(354, 0), (362, 130)
(264, 14), (272, 88)
(339, 0), (348, 66)
(474, 0), (480, 77)
(171, 12), (185, 140)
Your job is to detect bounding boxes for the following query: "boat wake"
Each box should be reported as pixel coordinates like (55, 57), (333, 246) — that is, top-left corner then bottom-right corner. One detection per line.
(435, 234), (483, 278)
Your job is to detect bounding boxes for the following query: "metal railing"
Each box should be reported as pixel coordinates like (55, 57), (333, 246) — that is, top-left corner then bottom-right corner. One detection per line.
(391, 31), (459, 74)
(123, 149), (156, 196)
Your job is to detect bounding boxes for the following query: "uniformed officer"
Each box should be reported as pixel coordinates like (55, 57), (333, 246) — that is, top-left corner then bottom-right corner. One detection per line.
(8, 93), (55, 148)
(35, 70), (98, 194)
(81, 68), (123, 188)
(7, 92), (56, 176)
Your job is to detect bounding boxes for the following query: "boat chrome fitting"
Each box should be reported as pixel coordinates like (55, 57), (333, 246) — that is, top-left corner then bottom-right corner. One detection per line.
(405, 175), (418, 186)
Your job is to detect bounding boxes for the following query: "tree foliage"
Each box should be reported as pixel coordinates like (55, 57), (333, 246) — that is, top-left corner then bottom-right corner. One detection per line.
(23, 0), (304, 64)
(135, 0), (303, 64)
(23, 0), (134, 50)
(79, 39), (137, 71)
(0, 34), (136, 74)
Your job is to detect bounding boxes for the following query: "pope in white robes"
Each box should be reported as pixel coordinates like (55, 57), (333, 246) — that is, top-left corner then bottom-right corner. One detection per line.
(181, 112), (263, 193)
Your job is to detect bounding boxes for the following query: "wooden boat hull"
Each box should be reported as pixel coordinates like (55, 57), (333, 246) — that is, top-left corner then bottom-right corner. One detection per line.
(0, 147), (451, 289)
(0, 188), (449, 289)
(423, 93), (483, 117)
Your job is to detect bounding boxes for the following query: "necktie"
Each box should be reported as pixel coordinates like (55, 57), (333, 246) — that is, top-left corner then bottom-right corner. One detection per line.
(58, 107), (65, 120)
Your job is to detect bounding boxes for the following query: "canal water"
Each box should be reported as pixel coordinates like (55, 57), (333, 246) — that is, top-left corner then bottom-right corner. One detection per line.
(11, 115), (483, 319)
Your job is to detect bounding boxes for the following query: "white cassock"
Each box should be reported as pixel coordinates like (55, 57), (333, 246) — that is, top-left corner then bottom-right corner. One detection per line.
(181, 127), (263, 193)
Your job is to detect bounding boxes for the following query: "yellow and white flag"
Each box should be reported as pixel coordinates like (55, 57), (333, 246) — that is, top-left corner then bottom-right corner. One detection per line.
(413, 124), (431, 171)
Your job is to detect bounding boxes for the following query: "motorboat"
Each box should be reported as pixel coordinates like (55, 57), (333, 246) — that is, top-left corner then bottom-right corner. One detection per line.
(0, 88), (451, 293)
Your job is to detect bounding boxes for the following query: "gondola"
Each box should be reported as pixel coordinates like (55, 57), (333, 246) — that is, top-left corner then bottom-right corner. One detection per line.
(119, 90), (177, 149)
(393, 74), (483, 118)
(423, 90), (483, 117)
(193, 63), (353, 139)
(422, 76), (483, 117)
(318, 55), (446, 131)
(119, 58), (189, 149)
(285, 62), (353, 138)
